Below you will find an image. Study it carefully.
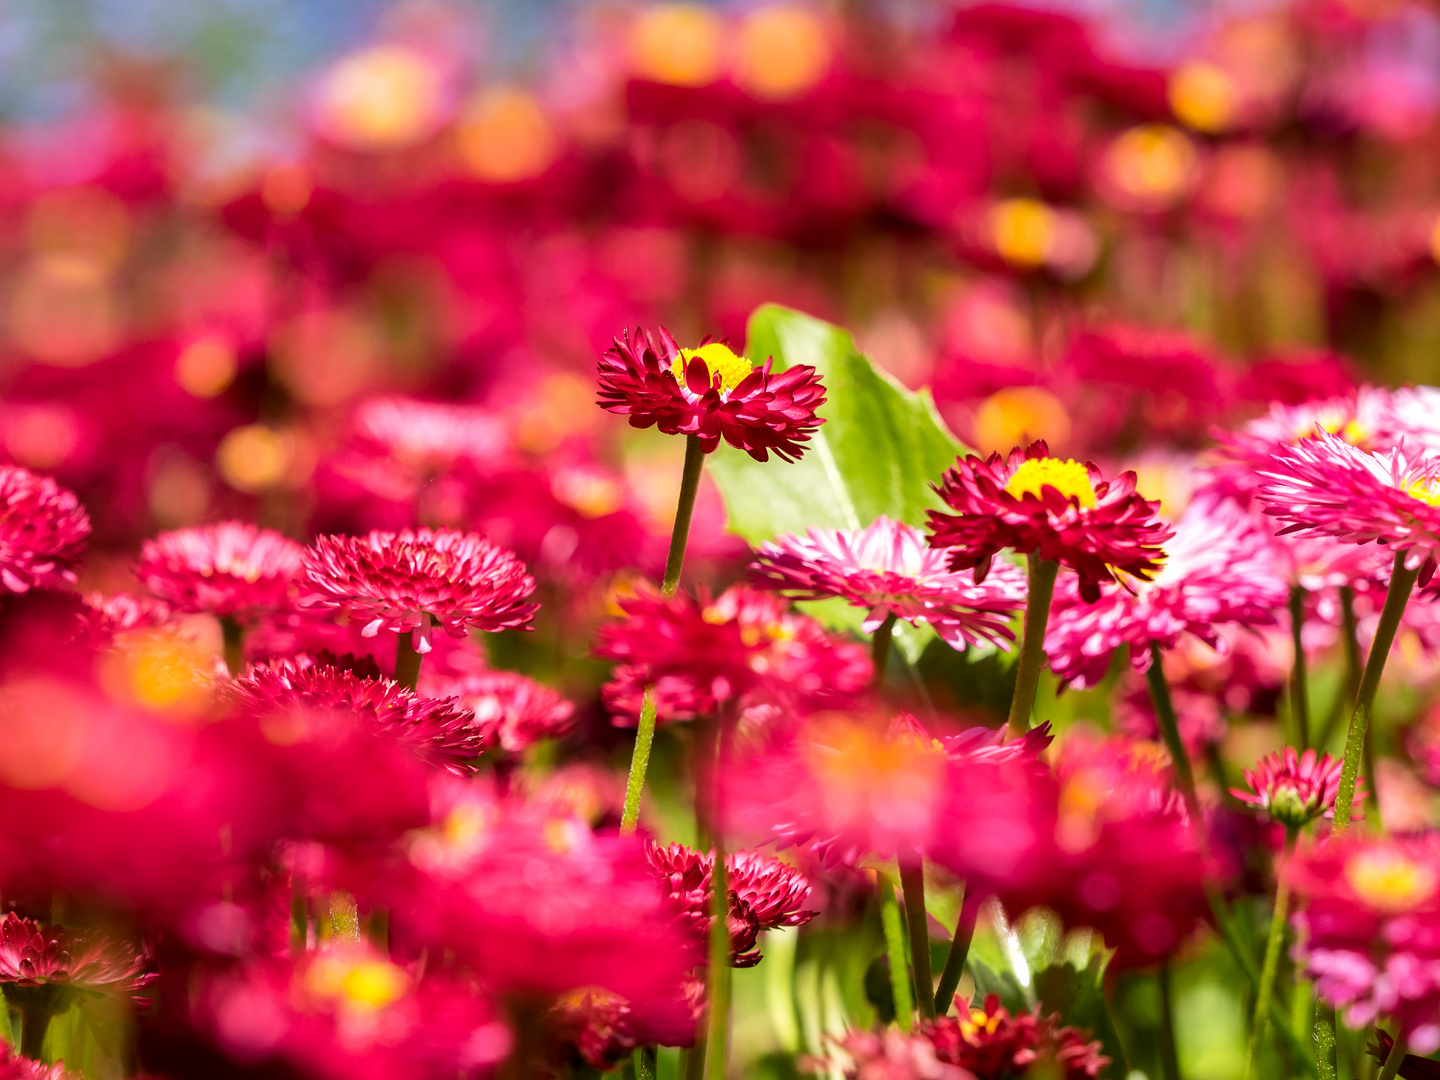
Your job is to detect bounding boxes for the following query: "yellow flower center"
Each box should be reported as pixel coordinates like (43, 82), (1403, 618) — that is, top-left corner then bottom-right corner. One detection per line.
(674, 343), (754, 395)
(1406, 478), (1440, 509)
(1004, 457), (1097, 508)
(1345, 850), (1436, 912)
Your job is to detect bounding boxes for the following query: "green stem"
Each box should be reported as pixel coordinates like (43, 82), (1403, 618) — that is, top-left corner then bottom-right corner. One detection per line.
(1244, 828), (1297, 1080)
(877, 871), (914, 1031)
(1157, 960), (1182, 1080)
(291, 872), (309, 957)
(934, 891), (976, 1017)
(634, 1046), (657, 1080)
(620, 434), (706, 836)
(897, 853), (935, 1021)
(683, 1046), (703, 1080)
(871, 611), (899, 688)
(220, 615), (245, 676)
(1006, 554), (1059, 737)
(394, 624), (424, 691)
(1340, 585), (1362, 708)
(1289, 586), (1310, 750)
(1315, 1007), (1337, 1080)
(1146, 641), (1201, 825)
(1377, 1033), (1407, 1080)
(19, 1005), (50, 1061)
(1332, 551), (1421, 837)
(705, 838), (731, 1079)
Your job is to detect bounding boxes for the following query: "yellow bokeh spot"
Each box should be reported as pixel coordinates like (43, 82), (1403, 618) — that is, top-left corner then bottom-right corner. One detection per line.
(116, 630), (213, 715)
(733, 6), (831, 101)
(261, 163), (313, 216)
(990, 198), (1055, 268)
(217, 425), (293, 493)
(457, 87), (558, 184)
(973, 387), (1070, 455)
(1345, 849), (1436, 911)
(1105, 125), (1198, 207)
(1004, 457), (1097, 508)
(1169, 62), (1237, 134)
(8, 255), (120, 368)
(551, 468), (625, 519)
(675, 342), (754, 394)
(631, 5), (725, 87)
(314, 46), (444, 152)
(175, 336), (238, 398)
(306, 955), (409, 1011)
(1428, 212), (1440, 267)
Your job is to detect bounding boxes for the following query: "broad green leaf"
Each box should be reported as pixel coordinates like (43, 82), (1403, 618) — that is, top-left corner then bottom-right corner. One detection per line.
(1034, 957), (1129, 1079)
(708, 304), (966, 659)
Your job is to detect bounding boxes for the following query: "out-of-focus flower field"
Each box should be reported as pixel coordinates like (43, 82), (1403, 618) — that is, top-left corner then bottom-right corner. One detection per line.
(6, 1), (1440, 1079)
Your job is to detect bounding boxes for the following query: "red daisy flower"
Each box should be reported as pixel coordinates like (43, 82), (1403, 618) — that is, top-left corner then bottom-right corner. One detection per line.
(137, 521), (304, 618)
(596, 327), (826, 462)
(750, 515), (1027, 651)
(300, 528), (538, 651)
(923, 996), (1109, 1079)
(0, 913), (155, 1004)
(1232, 747), (1356, 828)
(231, 659), (487, 772)
(0, 465), (90, 595)
(0, 1047), (77, 1080)
(926, 441), (1171, 603)
(1258, 430), (1440, 584)
(423, 668), (576, 753)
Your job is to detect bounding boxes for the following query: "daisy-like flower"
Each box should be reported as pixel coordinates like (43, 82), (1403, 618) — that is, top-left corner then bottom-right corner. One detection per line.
(0, 465), (90, 595)
(137, 521), (304, 618)
(231, 660), (487, 772)
(596, 327), (826, 462)
(1043, 495), (1286, 689)
(833, 1028), (971, 1079)
(926, 441), (1171, 602)
(0, 1047), (78, 1080)
(0, 913), (155, 1008)
(750, 516), (1027, 650)
(423, 668), (576, 753)
(922, 996), (1109, 1079)
(1232, 747), (1356, 828)
(1259, 430), (1440, 584)
(350, 396), (509, 472)
(300, 528), (538, 652)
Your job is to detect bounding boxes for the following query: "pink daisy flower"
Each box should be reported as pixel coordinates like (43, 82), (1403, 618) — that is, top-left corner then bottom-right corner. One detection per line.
(1043, 496), (1286, 689)
(350, 395), (509, 472)
(422, 668), (576, 753)
(231, 660), (487, 772)
(0, 1047), (77, 1080)
(596, 327), (826, 462)
(1231, 747), (1355, 828)
(137, 521), (305, 618)
(300, 528), (538, 651)
(1258, 430), (1440, 584)
(0, 913), (155, 1003)
(750, 516), (1027, 650)
(926, 441), (1171, 603)
(0, 465), (90, 595)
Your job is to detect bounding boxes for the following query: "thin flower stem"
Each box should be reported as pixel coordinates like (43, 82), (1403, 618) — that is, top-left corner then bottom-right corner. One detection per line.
(1006, 553), (1059, 738)
(291, 873), (309, 957)
(1289, 586), (1311, 750)
(871, 611), (899, 688)
(620, 436), (707, 835)
(897, 852), (935, 1021)
(1244, 828), (1297, 1080)
(705, 715), (731, 1080)
(876, 870), (914, 1031)
(1332, 551), (1421, 837)
(633, 1046), (658, 1080)
(1314, 1007), (1337, 1080)
(394, 626), (423, 691)
(1377, 1033), (1407, 1080)
(933, 890), (976, 1017)
(19, 1006), (50, 1061)
(1157, 960), (1182, 1080)
(1145, 641), (1201, 825)
(220, 615), (245, 676)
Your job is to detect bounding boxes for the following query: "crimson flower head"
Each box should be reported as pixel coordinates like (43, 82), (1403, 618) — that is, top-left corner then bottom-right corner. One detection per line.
(596, 327), (826, 462)
(231, 659), (488, 772)
(1232, 747), (1354, 828)
(0, 912), (154, 1008)
(423, 668), (576, 753)
(137, 521), (304, 619)
(927, 441), (1171, 602)
(1259, 430), (1440, 584)
(301, 528), (538, 652)
(750, 516), (1027, 650)
(0, 1047), (77, 1080)
(0, 465), (90, 595)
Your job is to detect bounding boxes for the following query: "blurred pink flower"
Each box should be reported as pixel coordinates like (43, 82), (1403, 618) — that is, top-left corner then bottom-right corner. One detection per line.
(422, 668), (575, 753)
(0, 912), (154, 1003)
(0, 465), (90, 595)
(138, 521), (304, 618)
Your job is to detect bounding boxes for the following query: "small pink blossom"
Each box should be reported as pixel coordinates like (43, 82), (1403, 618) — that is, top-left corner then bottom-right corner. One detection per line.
(0, 465), (90, 595)
(138, 521), (304, 618)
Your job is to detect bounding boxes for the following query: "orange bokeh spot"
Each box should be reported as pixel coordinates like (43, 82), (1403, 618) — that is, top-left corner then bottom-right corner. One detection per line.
(217, 425), (293, 493)
(1169, 61), (1238, 134)
(1103, 125), (1199, 212)
(108, 628), (215, 716)
(457, 87), (558, 184)
(631, 5), (725, 87)
(261, 163), (314, 215)
(7, 255), (121, 367)
(990, 198), (1056, 269)
(313, 45), (446, 152)
(175, 335), (239, 398)
(3, 405), (79, 470)
(734, 6), (831, 101)
(27, 186), (131, 269)
(972, 387), (1071, 454)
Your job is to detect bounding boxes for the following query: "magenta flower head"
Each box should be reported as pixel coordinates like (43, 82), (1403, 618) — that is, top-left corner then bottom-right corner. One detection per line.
(927, 441), (1172, 602)
(231, 660), (488, 773)
(1232, 747), (1356, 828)
(596, 327), (826, 462)
(750, 515), (1027, 650)
(0, 912), (155, 1008)
(0, 465), (90, 595)
(0, 1047), (76, 1080)
(301, 528), (538, 652)
(137, 521), (304, 619)
(1043, 495), (1286, 689)
(423, 668), (576, 753)
(1259, 430), (1440, 585)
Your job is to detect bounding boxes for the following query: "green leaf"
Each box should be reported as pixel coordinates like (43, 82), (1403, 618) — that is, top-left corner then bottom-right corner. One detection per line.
(965, 957), (1028, 1015)
(1033, 956), (1129, 1080)
(708, 304), (966, 659)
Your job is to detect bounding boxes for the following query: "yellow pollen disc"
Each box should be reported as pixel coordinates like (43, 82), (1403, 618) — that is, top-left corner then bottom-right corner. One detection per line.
(1345, 850), (1437, 911)
(1004, 457), (1097, 508)
(675, 343), (754, 394)
(1406, 478), (1440, 509)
